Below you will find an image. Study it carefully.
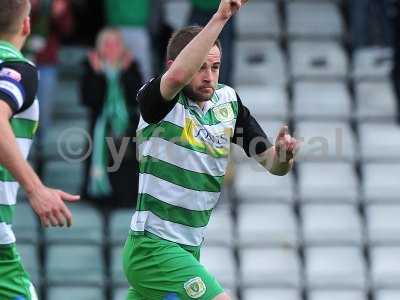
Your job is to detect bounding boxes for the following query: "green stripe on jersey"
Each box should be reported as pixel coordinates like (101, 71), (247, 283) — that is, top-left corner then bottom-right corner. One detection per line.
(138, 122), (228, 158)
(0, 167), (15, 182)
(137, 193), (212, 227)
(140, 156), (224, 192)
(11, 118), (38, 139)
(0, 205), (15, 224)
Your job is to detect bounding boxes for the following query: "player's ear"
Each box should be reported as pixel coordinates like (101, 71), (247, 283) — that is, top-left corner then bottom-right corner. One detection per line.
(22, 16), (31, 37)
(166, 59), (174, 69)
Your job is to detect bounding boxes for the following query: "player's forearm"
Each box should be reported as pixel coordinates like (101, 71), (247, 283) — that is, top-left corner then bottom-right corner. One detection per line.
(162, 13), (229, 99)
(259, 147), (293, 176)
(0, 117), (43, 193)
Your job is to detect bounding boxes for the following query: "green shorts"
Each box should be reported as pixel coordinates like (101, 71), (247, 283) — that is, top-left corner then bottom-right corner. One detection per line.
(0, 244), (38, 300)
(123, 232), (224, 300)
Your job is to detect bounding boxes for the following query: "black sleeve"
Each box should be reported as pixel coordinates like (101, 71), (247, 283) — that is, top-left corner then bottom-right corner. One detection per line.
(232, 93), (273, 157)
(0, 62), (38, 115)
(137, 76), (178, 124)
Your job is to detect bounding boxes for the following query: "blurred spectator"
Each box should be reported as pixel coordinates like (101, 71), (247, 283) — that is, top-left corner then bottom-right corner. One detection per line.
(348, 0), (393, 49)
(188, 0), (235, 85)
(104, 0), (155, 80)
(26, 0), (74, 142)
(80, 28), (142, 209)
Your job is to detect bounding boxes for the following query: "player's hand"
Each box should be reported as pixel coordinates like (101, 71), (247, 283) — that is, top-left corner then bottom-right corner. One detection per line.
(216, 0), (248, 20)
(27, 185), (80, 228)
(275, 125), (299, 163)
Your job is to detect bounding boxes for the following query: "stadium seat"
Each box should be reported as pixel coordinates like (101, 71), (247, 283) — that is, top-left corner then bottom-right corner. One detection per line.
(295, 121), (357, 162)
(236, 1), (281, 39)
(352, 47), (393, 81)
(109, 209), (134, 245)
(43, 161), (84, 194)
(17, 243), (40, 285)
(113, 287), (129, 300)
(359, 123), (400, 163)
(293, 81), (351, 121)
(43, 119), (89, 160)
(165, 0), (191, 30)
(238, 204), (298, 247)
(234, 40), (287, 86)
(113, 287), (128, 300)
(201, 246), (236, 288)
(47, 244), (104, 285)
(240, 247), (301, 288)
(298, 162), (359, 203)
(302, 204), (363, 245)
(13, 202), (38, 244)
(362, 163), (400, 203)
(111, 245), (126, 285)
(287, 1), (343, 38)
(290, 41), (348, 80)
(242, 288), (301, 300)
(203, 207), (234, 247)
(53, 79), (88, 119)
(355, 81), (397, 122)
(236, 85), (289, 121)
(371, 247), (400, 288)
(305, 246), (367, 289)
(309, 290), (367, 300)
(58, 46), (89, 78)
(44, 203), (103, 244)
(375, 290), (400, 300)
(48, 286), (105, 300)
(235, 159), (295, 203)
(367, 204), (400, 245)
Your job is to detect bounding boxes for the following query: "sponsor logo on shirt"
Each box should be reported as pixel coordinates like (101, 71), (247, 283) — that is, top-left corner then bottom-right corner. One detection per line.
(0, 68), (22, 82)
(184, 277), (206, 299)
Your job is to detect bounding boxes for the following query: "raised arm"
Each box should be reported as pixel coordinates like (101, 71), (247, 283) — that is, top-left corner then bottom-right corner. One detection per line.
(160, 0), (247, 100)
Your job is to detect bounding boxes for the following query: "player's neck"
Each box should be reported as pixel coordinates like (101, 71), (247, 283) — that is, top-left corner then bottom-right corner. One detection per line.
(0, 34), (25, 51)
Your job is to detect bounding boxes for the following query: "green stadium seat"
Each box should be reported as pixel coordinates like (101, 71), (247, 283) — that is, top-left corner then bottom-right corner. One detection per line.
(17, 243), (40, 286)
(13, 202), (38, 244)
(43, 161), (83, 195)
(47, 244), (104, 285)
(111, 245), (127, 285)
(44, 203), (103, 244)
(48, 286), (105, 300)
(109, 209), (134, 245)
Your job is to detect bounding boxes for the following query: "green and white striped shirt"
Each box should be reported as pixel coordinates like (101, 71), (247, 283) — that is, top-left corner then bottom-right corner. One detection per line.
(0, 41), (39, 246)
(130, 77), (271, 249)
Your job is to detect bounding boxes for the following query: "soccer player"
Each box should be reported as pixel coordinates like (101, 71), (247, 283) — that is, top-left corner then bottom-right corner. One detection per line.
(0, 0), (80, 299)
(123, 0), (298, 299)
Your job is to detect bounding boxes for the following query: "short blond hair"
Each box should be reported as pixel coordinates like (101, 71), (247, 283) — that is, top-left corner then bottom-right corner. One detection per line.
(0, 0), (30, 35)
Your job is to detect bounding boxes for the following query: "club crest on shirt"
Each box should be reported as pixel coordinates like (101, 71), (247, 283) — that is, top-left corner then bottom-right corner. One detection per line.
(0, 68), (22, 81)
(213, 103), (234, 123)
(184, 277), (206, 299)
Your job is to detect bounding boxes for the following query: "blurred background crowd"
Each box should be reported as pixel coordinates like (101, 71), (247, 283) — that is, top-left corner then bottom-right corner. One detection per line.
(14, 0), (400, 300)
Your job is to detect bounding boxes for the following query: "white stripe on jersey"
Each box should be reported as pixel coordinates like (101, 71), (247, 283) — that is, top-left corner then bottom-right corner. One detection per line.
(0, 222), (16, 244)
(14, 98), (39, 121)
(130, 211), (206, 246)
(0, 181), (19, 205)
(0, 79), (23, 109)
(139, 173), (220, 211)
